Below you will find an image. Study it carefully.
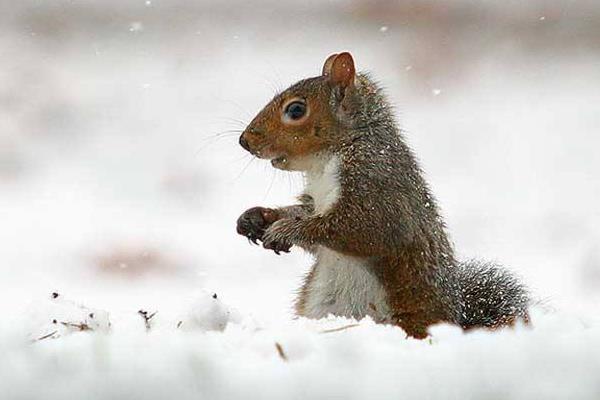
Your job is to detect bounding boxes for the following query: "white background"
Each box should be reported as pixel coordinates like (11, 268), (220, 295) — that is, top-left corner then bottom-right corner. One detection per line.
(1, 1), (599, 398)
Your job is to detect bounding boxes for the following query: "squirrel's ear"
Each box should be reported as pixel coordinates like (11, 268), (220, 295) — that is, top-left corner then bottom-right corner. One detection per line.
(329, 52), (355, 90)
(322, 53), (338, 76)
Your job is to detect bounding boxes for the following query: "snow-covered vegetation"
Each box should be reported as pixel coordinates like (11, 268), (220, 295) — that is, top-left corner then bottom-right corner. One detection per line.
(1, 1), (599, 398)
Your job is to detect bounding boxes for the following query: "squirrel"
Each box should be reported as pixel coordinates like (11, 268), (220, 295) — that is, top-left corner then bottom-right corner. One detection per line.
(236, 52), (529, 339)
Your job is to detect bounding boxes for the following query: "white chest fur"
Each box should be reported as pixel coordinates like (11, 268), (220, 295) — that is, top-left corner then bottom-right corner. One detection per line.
(299, 154), (390, 322)
(301, 247), (390, 321)
(304, 155), (341, 215)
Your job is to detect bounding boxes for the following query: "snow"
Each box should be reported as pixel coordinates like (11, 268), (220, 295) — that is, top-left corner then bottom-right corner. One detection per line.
(128, 22), (144, 33)
(3, 307), (600, 399)
(1, 1), (600, 399)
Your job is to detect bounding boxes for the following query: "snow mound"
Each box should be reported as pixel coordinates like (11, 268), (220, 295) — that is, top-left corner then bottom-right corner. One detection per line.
(3, 297), (598, 400)
(25, 290), (242, 341)
(177, 290), (242, 332)
(27, 292), (111, 342)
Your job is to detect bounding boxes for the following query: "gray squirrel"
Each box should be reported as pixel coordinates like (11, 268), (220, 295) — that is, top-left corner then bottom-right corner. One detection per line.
(236, 52), (529, 338)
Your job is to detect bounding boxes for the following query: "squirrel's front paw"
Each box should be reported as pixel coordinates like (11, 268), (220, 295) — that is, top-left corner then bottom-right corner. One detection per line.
(262, 237), (292, 255)
(236, 207), (280, 244)
(262, 220), (294, 255)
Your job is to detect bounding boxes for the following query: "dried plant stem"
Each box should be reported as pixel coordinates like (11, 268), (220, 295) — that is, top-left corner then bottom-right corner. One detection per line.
(275, 342), (287, 361)
(319, 323), (360, 334)
(138, 310), (157, 331)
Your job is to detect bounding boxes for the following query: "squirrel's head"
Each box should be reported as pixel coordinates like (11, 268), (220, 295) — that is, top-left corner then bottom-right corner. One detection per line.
(239, 52), (356, 171)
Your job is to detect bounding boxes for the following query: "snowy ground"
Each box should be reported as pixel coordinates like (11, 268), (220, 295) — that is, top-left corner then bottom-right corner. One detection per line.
(1, 1), (600, 399)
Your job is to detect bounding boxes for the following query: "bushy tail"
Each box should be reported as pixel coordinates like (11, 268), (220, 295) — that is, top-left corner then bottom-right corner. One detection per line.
(457, 260), (530, 329)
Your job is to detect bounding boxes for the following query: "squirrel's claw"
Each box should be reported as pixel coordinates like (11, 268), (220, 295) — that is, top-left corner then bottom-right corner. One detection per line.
(272, 246), (291, 255)
(262, 238), (292, 255)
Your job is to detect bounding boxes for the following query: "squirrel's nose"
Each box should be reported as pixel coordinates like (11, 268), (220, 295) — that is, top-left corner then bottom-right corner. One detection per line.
(239, 134), (250, 152)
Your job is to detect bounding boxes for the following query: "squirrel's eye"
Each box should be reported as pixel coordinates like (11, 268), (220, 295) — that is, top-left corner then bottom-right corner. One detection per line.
(283, 100), (308, 122)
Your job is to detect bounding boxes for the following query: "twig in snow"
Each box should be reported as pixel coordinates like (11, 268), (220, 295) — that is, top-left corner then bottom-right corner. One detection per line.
(275, 342), (287, 361)
(319, 323), (360, 334)
(33, 330), (58, 342)
(60, 321), (92, 331)
(138, 309), (157, 331)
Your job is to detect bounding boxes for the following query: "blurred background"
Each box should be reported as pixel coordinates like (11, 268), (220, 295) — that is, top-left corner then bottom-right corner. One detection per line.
(1, 0), (599, 323)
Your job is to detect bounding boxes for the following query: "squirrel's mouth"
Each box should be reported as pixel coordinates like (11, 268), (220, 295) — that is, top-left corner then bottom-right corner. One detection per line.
(271, 156), (288, 169)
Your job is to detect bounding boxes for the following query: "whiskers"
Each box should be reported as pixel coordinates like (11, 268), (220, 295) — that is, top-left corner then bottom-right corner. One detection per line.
(218, 116), (249, 127)
(260, 163), (303, 202)
(263, 166), (277, 201)
(194, 117), (247, 157)
(232, 154), (257, 181)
